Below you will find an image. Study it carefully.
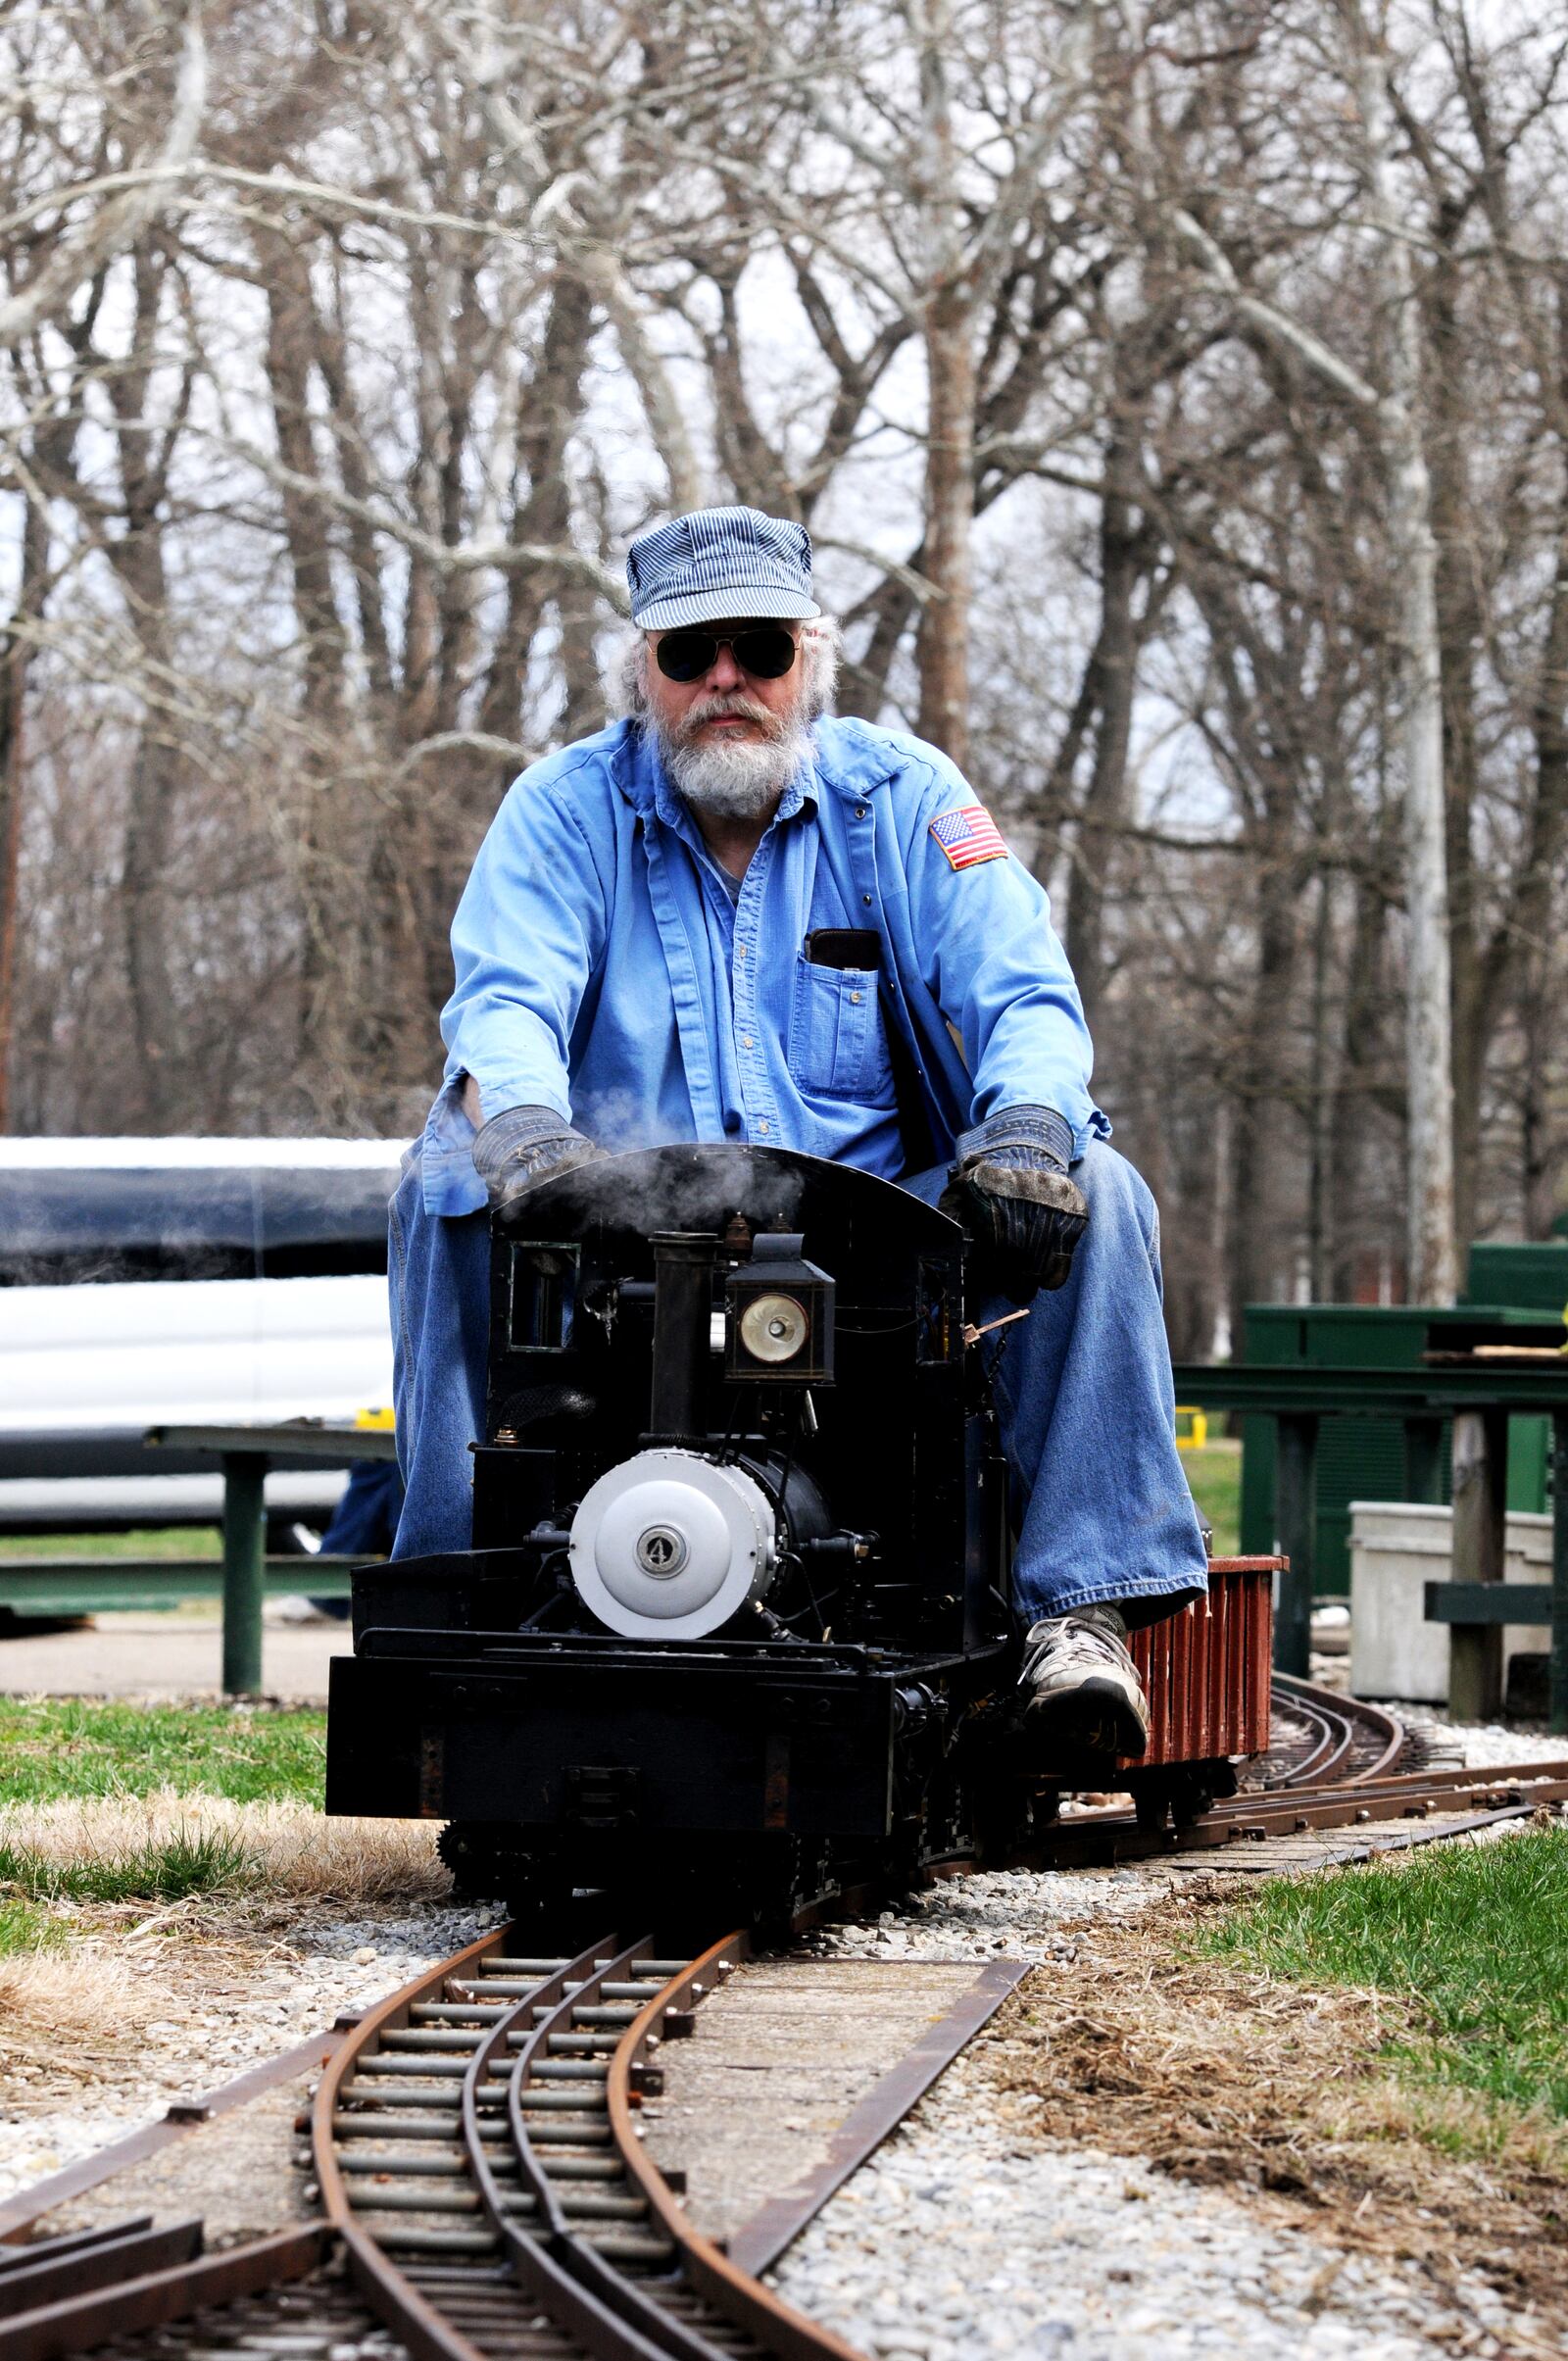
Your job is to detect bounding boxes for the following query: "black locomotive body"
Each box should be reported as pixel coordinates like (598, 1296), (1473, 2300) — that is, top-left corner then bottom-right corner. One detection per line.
(326, 1143), (1269, 1924)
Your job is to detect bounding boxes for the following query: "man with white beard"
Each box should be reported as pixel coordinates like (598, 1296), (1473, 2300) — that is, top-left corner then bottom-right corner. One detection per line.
(392, 507), (1208, 1759)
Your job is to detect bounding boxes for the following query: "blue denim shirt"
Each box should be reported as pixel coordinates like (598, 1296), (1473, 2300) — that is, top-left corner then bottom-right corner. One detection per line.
(421, 715), (1106, 1215)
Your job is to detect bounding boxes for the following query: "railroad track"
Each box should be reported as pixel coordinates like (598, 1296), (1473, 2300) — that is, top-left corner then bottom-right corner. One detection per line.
(1263, 1673), (1407, 1787)
(5, 1686), (1568, 2361)
(313, 1923), (862, 2361)
(1036, 1678), (1568, 1867)
(0, 1929), (863, 2361)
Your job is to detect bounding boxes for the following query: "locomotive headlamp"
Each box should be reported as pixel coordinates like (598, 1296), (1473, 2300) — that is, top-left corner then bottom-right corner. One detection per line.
(725, 1231), (834, 1384)
(738, 1291), (809, 1364)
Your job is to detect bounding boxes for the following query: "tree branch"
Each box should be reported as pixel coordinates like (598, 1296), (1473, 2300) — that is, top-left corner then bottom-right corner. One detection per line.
(0, 10), (207, 350)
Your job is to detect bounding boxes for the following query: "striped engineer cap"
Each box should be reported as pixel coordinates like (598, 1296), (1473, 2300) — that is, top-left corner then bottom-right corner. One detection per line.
(626, 506), (820, 631)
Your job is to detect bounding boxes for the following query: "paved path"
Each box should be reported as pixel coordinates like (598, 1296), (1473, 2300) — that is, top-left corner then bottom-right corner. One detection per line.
(0, 1609), (350, 1703)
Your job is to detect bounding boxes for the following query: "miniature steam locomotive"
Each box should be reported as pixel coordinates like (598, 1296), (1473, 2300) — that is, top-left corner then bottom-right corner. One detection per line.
(325, 1145), (1271, 1927)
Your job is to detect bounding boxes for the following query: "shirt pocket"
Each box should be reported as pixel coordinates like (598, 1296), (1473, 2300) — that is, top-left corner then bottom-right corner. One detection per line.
(787, 957), (896, 1102)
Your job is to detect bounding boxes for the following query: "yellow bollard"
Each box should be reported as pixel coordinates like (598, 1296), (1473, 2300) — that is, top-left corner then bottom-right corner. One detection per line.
(1175, 1406), (1208, 1452)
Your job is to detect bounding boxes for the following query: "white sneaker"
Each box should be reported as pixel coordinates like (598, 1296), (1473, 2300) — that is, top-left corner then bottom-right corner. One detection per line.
(269, 1595), (336, 1626)
(1020, 1607), (1151, 1759)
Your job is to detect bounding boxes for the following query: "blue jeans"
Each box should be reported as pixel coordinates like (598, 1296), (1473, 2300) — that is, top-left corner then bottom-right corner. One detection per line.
(387, 1140), (1207, 1623)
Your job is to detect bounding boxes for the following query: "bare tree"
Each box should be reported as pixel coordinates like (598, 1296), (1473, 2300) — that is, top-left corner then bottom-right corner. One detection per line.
(0, 4), (206, 352)
(1, 0), (1563, 1341)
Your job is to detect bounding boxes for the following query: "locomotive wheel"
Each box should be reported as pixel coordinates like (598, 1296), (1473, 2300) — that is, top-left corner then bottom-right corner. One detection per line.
(1030, 1786), (1061, 1834)
(1131, 1759), (1238, 1834)
(438, 1820), (543, 1901)
(1133, 1783), (1176, 1834)
(612, 1834), (812, 1951)
(504, 1876), (580, 1944)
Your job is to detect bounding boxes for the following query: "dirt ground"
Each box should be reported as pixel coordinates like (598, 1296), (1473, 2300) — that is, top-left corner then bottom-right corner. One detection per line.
(971, 1876), (1568, 2345)
(0, 1610), (349, 1703)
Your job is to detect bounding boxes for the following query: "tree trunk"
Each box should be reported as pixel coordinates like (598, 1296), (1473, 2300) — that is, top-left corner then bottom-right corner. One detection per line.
(1227, 847), (1300, 1356)
(119, 716), (181, 1129)
(477, 271), (595, 759)
(911, 7), (972, 771)
(105, 517), (183, 1129)
(1347, 12), (1457, 1303)
(1064, 423), (1143, 1019)
(1305, 868), (1334, 1301)
(558, 582), (606, 744)
(837, 566), (922, 721)
(93, 248), (193, 1129)
(1425, 209), (1487, 1257)
(1508, 365), (1568, 1238)
(1329, 864), (1395, 1300)
(265, 248), (348, 718)
(0, 501), (44, 1132)
(1390, 425), (1456, 1303)
(915, 283), (975, 768)
(1518, 963), (1558, 1241)
(263, 241), (359, 1112)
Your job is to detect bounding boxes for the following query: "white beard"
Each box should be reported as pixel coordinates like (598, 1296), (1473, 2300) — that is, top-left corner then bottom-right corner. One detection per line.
(653, 698), (812, 820)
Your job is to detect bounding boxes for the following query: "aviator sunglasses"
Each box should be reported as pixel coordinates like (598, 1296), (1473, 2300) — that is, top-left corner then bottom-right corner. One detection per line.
(654, 624), (800, 683)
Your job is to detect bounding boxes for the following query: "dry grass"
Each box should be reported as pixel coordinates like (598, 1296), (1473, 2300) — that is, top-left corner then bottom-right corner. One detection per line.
(0, 1795), (453, 2073)
(0, 1793), (450, 1909)
(0, 1940), (175, 2066)
(0, 1796), (461, 2096)
(976, 1884), (1568, 2338)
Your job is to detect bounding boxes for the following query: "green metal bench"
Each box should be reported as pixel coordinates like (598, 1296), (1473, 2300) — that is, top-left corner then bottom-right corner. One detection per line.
(1170, 1362), (1568, 1729)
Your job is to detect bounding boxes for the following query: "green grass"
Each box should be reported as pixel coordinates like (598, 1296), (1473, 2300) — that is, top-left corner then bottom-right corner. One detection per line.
(0, 1527), (223, 1560)
(0, 1698), (325, 1806)
(0, 1894), (61, 1956)
(1182, 1438), (1241, 1555)
(0, 1827), (257, 1905)
(1198, 1829), (1568, 2131)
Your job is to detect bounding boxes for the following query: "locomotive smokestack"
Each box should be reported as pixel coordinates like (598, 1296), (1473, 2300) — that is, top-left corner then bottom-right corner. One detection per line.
(649, 1231), (715, 1442)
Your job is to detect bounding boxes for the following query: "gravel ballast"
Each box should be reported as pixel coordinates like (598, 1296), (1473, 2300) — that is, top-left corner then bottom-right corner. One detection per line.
(0, 1900), (493, 2206)
(768, 2063), (1519, 2360)
(769, 1714), (1564, 2358)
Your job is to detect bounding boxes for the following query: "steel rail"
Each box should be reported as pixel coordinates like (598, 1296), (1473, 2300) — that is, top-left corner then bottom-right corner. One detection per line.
(0, 2225), (334, 2361)
(1262, 1686), (1349, 1788)
(501, 1935), (710, 2356)
(1037, 1755), (1568, 1867)
(312, 1919), (538, 2361)
(319, 1927), (713, 2361)
(1221, 1764), (1568, 1827)
(1272, 1674), (1406, 1784)
(1281, 1757), (1568, 1801)
(0, 1920), (865, 2361)
(0, 2220), (201, 2322)
(606, 1936), (866, 2361)
(465, 1935), (685, 2361)
(0, 1919), (888, 2361)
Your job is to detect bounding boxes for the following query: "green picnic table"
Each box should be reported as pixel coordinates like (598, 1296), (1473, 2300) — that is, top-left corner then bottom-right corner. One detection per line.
(1171, 1361), (1568, 1727)
(142, 1421), (399, 1697)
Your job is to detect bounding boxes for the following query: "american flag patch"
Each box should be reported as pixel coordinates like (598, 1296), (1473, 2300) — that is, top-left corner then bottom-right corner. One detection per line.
(929, 804), (1008, 870)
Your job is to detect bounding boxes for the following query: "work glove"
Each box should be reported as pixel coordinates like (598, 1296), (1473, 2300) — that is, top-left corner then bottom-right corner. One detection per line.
(940, 1105), (1089, 1303)
(471, 1105), (606, 1210)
